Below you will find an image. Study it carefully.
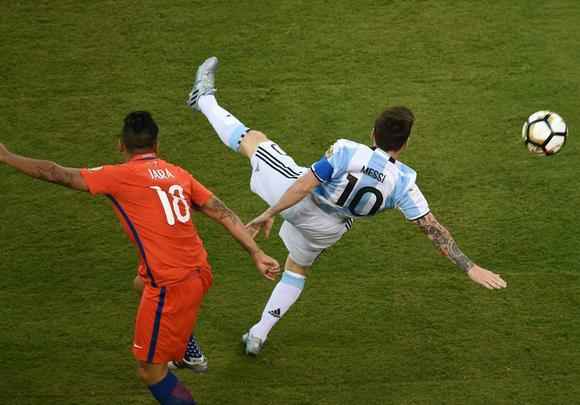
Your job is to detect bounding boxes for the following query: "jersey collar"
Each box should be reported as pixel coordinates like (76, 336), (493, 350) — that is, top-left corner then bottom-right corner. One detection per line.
(129, 153), (157, 161)
(372, 147), (396, 163)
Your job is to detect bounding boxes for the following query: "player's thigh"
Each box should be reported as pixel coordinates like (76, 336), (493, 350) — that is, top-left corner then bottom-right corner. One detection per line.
(279, 221), (338, 268)
(137, 361), (168, 385)
(133, 277), (204, 364)
(250, 140), (307, 207)
(169, 276), (205, 342)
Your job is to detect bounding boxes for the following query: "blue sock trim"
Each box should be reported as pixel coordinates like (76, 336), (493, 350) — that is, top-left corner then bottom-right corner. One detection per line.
(227, 125), (249, 151)
(281, 271), (305, 289)
(149, 371), (178, 403)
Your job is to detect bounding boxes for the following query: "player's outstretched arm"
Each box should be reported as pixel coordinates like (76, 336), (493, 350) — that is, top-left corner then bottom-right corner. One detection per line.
(0, 143), (88, 191)
(247, 171), (321, 238)
(413, 212), (507, 290)
(200, 195), (280, 280)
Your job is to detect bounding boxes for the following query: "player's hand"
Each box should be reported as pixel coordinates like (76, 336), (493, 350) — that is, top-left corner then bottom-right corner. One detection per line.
(246, 210), (275, 239)
(251, 249), (280, 281)
(467, 265), (507, 290)
(0, 143), (9, 163)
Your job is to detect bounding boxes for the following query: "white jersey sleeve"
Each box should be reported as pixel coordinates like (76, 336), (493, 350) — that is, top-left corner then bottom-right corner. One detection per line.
(395, 183), (430, 220)
(311, 139), (359, 183)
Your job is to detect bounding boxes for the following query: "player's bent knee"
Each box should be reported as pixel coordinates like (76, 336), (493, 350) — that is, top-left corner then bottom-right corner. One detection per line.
(137, 362), (168, 385)
(285, 256), (309, 276)
(247, 130), (268, 142)
(240, 130), (270, 158)
(137, 366), (151, 384)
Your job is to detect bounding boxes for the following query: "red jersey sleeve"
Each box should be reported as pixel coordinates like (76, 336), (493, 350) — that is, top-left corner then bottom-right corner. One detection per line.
(80, 165), (120, 196)
(190, 175), (213, 207)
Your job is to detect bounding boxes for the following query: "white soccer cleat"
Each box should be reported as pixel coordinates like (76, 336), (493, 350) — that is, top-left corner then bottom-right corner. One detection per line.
(168, 354), (209, 373)
(186, 56), (218, 111)
(242, 332), (264, 356)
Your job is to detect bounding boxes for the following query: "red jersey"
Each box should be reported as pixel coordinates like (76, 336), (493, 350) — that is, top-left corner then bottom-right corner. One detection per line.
(81, 153), (213, 287)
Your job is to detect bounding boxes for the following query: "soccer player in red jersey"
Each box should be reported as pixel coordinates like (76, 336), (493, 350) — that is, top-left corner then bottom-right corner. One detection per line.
(0, 111), (280, 405)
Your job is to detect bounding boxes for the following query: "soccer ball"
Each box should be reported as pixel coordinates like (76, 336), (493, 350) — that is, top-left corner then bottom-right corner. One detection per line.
(521, 111), (568, 155)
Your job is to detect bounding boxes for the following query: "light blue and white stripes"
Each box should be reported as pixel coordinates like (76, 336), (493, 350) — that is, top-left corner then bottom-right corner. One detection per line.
(281, 271), (306, 289)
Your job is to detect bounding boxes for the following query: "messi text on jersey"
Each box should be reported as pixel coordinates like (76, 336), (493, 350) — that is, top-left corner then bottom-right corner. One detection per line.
(361, 165), (385, 183)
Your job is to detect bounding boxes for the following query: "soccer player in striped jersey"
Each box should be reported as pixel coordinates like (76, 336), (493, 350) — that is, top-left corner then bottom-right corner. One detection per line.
(187, 57), (507, 356)
(0, 111), (279, 405)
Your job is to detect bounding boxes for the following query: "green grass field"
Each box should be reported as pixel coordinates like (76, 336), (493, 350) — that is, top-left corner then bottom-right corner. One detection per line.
(1, 1), (580, 404)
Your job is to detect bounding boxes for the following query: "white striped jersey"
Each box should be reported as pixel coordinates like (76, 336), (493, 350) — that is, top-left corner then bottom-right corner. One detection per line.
(310, 139), (430, 221)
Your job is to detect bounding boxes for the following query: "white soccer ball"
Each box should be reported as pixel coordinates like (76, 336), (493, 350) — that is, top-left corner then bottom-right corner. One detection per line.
(521, 111), (568, 156)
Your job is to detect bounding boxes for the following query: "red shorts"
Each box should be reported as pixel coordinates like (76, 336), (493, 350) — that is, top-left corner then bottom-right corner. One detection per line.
(132, 268), (212, 363)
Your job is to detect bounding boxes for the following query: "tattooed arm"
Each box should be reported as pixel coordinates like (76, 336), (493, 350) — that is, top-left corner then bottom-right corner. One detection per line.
(0, 143), (88, 191)
(200, 195), (280, 280)
(413, 212), (507, 289)
(414, 212), (474, 272)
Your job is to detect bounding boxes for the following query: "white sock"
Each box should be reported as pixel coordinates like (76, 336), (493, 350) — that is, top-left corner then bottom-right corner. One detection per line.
(249, 270), (305, 341)
(198, 95), (249, 152)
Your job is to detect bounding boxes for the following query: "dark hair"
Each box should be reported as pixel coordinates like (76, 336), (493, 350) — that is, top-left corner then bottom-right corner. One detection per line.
(373, 106), (415, 151)
(121, 111), (159, 152)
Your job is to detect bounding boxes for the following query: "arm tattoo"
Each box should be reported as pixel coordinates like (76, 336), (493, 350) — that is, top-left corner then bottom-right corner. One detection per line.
(3, 152), (84, 190)
(204, 196), (244, 227)
(203, 196), (260, 255)
(37, 162), (75, 188)
(415, 214), (474, 272)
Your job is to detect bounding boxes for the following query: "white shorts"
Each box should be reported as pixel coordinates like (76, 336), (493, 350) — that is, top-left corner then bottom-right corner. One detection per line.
(250, 141), (351, 267)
